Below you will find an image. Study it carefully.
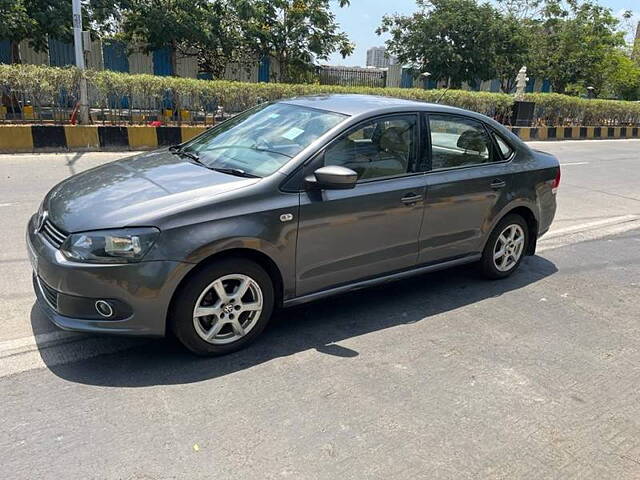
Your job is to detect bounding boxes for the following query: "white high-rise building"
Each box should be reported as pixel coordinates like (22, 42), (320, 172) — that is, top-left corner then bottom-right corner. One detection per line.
(366, 47), (396, 68)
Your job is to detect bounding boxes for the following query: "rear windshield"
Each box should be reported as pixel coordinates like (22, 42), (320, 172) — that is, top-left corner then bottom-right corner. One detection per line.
(182, 103), (347, 177)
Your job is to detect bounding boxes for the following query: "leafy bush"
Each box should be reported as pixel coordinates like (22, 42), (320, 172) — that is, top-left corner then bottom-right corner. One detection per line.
(527, 93), (640, 126)
(1, 64), (639, 125)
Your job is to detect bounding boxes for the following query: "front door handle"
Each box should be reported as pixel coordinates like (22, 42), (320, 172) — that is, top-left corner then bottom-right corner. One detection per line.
(401, 193), (422, 205)
(490, 179), (506, 190)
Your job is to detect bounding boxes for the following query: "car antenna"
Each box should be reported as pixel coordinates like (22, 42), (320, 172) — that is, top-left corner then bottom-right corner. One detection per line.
(435, 87), (450, 104)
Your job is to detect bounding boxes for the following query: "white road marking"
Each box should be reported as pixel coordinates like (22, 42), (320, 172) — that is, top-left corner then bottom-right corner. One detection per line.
(538, 218), (640, 252)
(543, 215), (639, 239)
(0, 203), (16, 207)
(1, 215), (640, 378)
(560, 162), (589, 166)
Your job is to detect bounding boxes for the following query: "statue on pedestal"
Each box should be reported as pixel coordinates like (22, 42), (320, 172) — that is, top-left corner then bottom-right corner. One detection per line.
(515, 66), (528, 100)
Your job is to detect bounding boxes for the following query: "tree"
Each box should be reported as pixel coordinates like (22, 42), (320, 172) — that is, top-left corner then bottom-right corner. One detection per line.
(117, 0), (244, 78)
(0, 0), (122, 64)
(493, 15), (533, 92)
(0, 0), (75, 64)
(234, 0), (354, 83)
(0, 0), (32, 64)
(378, 0), (511, 88)
(602, 51), (640, 100)
(526, 1), (625, 94)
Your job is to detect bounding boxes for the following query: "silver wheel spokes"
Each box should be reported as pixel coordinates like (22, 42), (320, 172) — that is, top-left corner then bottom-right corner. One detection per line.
(493, 224), (525, 272)
(193, 274), (263, 345)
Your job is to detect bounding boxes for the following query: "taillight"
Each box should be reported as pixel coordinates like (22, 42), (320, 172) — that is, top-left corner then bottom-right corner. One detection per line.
(551, 168), (561, 194)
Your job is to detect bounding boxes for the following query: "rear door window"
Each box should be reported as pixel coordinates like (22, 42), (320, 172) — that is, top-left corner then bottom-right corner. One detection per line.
(428, 115), (495, 170)
(494, 133), (514, 159)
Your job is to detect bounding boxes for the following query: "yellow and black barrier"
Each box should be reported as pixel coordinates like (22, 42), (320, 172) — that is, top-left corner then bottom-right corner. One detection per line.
(0, 125), (209, 153)
(509, 126), (640, 141)
(0, 124), (638, 153)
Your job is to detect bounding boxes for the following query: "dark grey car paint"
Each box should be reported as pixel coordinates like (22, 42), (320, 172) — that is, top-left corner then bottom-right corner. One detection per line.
(28, 94), (558, 337)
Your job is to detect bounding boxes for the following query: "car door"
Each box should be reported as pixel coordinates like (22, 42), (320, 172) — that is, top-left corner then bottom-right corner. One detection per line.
(418, 113), (513, 264)
(295, 113), (426, 297)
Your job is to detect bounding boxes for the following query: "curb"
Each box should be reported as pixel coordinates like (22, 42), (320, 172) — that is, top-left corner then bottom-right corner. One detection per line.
(0, 125), (639, 153)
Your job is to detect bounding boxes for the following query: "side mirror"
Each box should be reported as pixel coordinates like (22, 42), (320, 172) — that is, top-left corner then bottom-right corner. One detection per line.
(305, 165), (358, 190)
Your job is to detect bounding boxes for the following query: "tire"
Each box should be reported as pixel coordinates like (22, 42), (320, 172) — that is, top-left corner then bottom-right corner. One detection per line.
(480, 214), (529, 279)
(170, 258), (274, 356)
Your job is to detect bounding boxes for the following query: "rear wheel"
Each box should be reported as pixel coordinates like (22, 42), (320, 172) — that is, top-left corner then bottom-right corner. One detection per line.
(171, 258), (274, 356)
(480, 214), (529, 279)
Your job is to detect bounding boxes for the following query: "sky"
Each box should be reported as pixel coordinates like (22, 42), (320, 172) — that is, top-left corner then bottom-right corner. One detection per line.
(328, 0), (640, 66)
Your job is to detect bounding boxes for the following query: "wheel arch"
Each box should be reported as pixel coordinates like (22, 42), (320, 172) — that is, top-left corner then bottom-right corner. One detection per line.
(167, 248), (285, 328)
(487, 204), (539, 256)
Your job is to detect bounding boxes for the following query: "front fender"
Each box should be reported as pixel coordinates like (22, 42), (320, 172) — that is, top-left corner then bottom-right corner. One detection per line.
(157, 211), (298, 300)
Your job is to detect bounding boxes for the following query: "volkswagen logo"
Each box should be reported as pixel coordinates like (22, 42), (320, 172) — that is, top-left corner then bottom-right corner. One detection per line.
(35, 210), (48, 234)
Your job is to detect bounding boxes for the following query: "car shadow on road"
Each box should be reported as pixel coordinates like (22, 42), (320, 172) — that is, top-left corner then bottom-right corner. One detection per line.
(32, 255), (557, 387)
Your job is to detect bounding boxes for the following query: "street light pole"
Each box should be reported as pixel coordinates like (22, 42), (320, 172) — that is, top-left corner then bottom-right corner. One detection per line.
(72, 0), (89, 124)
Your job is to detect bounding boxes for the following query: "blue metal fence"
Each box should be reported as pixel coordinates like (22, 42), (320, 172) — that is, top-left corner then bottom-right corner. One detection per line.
(541, 79), (551, 93)
(102, 41), (129, 72)
(153, 47), (173, 76)
(49, 39), (74, 67)
(258, 56), (270, 82)
(0, 40), (11, 64)
(400, 68), (413, 88)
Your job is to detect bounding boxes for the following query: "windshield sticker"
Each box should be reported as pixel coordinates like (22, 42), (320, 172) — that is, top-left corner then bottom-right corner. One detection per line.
(281, 127), (304, 140)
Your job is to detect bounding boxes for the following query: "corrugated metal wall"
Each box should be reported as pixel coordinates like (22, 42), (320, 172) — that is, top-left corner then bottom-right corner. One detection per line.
(0, 40), (10, 64)
(2, 37), (554, 92)
(176, 52), (198, 78)
(102, 41), (129, 72)
(153, 47), (173, 76)
(86, 39), (104, 70)
(386, 65), (402, 88)
(19, 41), (49, 65)
(129, 46), (153, 74)
(400, 68), (413, 88)
(223, 61), (259, 83)
(48, 39), (74, 67)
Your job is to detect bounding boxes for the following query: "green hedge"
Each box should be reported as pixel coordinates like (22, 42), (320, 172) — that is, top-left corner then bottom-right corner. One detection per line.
(1, 64), (640, 126)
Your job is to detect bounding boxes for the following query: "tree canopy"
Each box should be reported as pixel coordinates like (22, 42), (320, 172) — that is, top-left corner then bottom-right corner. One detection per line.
(379, 0), (640, 99)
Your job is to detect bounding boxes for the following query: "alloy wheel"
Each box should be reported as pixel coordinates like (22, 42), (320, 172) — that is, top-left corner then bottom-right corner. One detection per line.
(192, 274), (263, 345)
(493, 224), (525, 272)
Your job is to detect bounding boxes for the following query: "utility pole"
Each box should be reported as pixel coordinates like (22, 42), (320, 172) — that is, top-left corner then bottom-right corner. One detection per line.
(72, 0), (89, 124)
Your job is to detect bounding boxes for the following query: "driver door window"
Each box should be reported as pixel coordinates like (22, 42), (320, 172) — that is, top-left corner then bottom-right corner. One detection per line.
(324, 115), (417, 181)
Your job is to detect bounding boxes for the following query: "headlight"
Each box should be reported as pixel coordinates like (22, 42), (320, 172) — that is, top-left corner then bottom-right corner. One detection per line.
(61, 227), (160, 263)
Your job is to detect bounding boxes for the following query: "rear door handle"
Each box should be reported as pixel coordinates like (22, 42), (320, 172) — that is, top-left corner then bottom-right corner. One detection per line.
(401, 193), (422, 205)
(490, 179), (506, 189)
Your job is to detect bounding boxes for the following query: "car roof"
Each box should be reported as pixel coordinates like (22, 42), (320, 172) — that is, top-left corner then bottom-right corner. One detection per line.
(280, 94), (474, 117)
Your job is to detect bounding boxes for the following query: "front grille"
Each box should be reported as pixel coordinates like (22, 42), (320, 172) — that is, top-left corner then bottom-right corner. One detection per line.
(37, 277), (59, 311)
(41, 218), (68, 249)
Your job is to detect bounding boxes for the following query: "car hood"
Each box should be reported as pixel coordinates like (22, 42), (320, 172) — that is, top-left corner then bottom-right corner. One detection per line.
(44, 150), (259, 232)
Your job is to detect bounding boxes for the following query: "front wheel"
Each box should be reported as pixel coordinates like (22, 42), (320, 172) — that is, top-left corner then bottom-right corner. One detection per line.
(480, 214), (529, 279)
(170, 258), (274, 356)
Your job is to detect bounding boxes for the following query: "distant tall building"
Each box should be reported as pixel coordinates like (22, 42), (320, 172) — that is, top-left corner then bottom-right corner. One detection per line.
(634, 22), (640, 60)
(366, 47), (396, 68)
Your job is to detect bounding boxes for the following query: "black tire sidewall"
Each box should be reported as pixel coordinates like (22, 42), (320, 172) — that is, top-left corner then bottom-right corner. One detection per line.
(170, 258), (274, 356)
(481, 214), (529, 279)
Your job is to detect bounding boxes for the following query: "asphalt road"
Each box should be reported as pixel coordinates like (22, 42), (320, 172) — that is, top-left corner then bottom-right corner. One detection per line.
(1, 140), (639, 479)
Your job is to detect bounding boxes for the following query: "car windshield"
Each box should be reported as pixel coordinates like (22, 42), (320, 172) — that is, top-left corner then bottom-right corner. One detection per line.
(181, 103), (347, 177)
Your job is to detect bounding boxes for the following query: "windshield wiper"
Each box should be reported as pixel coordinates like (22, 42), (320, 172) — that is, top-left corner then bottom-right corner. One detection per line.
(249, 144), (292, 158)
(169, 145), (204, 164)
(211, 167), (260, 178)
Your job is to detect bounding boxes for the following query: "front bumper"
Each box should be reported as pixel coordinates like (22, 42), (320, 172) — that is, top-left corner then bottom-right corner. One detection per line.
(27, 214), (192, 337)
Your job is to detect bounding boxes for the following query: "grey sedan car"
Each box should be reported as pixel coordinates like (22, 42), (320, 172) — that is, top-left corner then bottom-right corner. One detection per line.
(27, 94), (560, 355)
